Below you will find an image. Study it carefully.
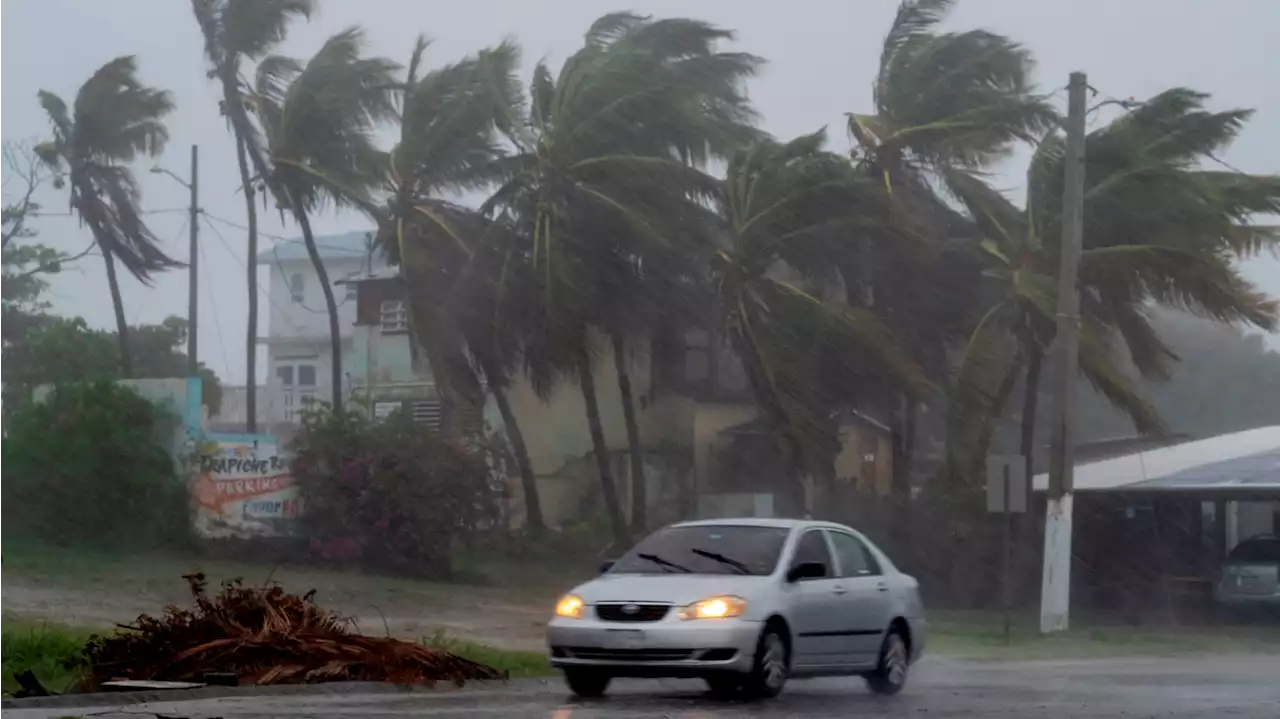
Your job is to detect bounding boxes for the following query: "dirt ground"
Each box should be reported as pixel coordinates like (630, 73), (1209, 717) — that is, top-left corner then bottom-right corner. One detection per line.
(1, 549), (562, 651)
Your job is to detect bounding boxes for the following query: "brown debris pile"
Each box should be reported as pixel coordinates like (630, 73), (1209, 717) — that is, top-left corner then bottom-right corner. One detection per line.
(84, 573), (506, 689)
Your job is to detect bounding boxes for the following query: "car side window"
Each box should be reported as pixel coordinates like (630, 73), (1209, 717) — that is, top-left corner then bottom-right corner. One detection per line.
(828, 531), (883, 578)
(789, 530), (834, 580)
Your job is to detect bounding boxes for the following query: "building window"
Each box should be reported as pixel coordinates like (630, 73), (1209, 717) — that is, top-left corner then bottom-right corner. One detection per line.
(289, 273), (305, 303)
(344, 281), (358, 302)
(380, 299), (408, 333)
(297, 364), (317, 388)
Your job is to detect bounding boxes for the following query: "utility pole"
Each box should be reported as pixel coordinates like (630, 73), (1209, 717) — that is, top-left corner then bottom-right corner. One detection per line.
(1040, 72), (1087, 634)
(187, 144), (200, 376)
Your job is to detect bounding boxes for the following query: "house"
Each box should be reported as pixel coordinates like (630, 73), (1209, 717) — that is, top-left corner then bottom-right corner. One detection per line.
(212, 231), (385, 432)
(341, 268), (896, 528)
(215, 232), (896, 526)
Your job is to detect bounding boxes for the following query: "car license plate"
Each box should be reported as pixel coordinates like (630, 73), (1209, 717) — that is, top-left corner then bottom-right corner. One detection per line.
(603, 629), (644, 649)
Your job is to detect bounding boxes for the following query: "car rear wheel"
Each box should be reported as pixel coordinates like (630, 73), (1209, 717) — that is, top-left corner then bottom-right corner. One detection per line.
(563, 668), (611, 698)
(741, 626), (788, 699)
(864, 628), (909, 696)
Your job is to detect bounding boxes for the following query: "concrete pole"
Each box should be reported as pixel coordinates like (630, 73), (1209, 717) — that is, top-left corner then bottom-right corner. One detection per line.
(1040, 72), (1087, 634)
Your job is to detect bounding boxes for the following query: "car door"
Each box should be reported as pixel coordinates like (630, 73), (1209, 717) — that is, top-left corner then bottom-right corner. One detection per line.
(784, 529), (849, 666)
(826, 530), (894, 663)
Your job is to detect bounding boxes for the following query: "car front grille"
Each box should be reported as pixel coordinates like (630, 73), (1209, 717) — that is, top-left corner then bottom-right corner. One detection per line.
(595, 603), (670, 622)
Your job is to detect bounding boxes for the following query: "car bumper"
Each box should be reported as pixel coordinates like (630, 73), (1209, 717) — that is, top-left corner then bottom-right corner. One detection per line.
(546, 616), (763, 677)
(1214, 591), (1280, 607)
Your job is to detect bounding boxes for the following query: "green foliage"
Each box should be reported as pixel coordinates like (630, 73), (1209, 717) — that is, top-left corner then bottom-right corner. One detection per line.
(2, 316), (221, 422)
(291, 406), (505, 577)
(421, 630), (552, 677)
(0, 620), (94, 697)
(1, 381), (187, 548)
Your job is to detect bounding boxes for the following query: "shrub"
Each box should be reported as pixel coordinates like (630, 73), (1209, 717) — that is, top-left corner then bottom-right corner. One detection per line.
(1, 380), (187, 547)
(291, 405), (504, 577)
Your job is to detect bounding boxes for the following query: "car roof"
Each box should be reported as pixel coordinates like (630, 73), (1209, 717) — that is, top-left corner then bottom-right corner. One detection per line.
(671, 517), (857, 532)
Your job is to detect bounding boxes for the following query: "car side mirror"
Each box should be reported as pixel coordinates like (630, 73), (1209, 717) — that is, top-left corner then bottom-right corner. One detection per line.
(599, 559), (615, 574)
(786, 561), (827, 583)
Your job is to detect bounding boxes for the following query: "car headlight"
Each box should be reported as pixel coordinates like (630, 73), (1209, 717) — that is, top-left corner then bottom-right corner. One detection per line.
(677, 595), (747, 621)
(555, 594), (585, 619)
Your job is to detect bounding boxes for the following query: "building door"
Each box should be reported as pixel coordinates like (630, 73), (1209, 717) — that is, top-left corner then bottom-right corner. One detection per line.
(276, 361), (318, 422)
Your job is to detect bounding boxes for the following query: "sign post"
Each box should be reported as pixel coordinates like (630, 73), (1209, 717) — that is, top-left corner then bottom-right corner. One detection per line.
(987, 454), (1028, 644)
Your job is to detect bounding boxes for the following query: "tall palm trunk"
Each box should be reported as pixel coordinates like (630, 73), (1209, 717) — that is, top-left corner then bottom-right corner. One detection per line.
(476, 349), (545, 535)
(967, 355), (1024, 483)
(102, 247), (133, 378)
(235, 137), (260, 431)
(577, 344), (629, 548)
(296, 210), (342, 410)
(611, 331), (647, 533)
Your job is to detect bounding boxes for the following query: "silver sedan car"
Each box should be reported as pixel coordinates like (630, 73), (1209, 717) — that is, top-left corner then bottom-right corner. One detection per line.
(546, 518), (927, 699)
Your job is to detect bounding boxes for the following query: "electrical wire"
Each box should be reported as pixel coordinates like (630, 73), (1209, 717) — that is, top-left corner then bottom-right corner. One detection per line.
(201, 211), (369, 314)
(198, 235), (233, 380)
(199, 214), (313, 338)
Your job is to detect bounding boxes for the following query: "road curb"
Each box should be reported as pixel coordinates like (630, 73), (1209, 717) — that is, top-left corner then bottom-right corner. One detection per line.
(0, 678), (545, 710)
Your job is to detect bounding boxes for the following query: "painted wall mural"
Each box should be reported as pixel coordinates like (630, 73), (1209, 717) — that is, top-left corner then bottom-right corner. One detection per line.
(190, 435), (300, 539)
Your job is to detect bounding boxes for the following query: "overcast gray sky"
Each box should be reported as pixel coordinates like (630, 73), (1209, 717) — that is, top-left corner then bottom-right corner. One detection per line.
(4, 0), (1278, 383)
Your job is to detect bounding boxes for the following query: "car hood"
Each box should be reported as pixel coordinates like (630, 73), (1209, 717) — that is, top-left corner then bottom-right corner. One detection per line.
(572, 573), (772, 606)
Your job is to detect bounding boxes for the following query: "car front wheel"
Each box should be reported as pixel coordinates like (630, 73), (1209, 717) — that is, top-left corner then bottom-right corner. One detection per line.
(741, 626), (789, 699)
(864, 627), (909, 695)
(563, 668), (611, 698)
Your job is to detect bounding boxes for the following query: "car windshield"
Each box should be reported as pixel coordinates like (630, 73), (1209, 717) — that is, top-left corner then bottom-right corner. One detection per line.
(610, 525), (789, 576)
(1227, 537), (1280, 564)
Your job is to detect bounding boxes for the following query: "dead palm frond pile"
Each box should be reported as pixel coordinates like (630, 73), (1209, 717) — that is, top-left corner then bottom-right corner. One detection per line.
(83, 573), (505, 688)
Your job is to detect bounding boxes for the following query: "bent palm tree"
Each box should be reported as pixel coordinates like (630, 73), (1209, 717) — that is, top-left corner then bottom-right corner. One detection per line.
(711, 132), (930, 514)
(191, 0), (314, 431)
(377, 37), (553, 532)
(946, 88), (1280, 483)
(846, 0), (1058, 495)
(248, 28), (398, 410)
(484, 13), (762, 544)
(35, 56), (179, 376)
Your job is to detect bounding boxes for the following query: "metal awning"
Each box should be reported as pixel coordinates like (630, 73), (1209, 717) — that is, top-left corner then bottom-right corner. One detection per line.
(1032, 425), (1280, 494)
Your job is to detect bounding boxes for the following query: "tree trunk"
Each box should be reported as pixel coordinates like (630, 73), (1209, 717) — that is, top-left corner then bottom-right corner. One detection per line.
(611, 331), (648, 533)
(578, 344), (629, 548)
(968, 355), (1024, 483)
(478, 350), (545, 536)
(102, 247), (133, 378)
(236, 137), (260, 432)
(891, 396), (917, 556)
(297, 210), (342, 411)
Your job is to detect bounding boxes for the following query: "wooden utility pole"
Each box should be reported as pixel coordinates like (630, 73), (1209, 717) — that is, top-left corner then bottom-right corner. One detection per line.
(1040, 72), (1087, 633)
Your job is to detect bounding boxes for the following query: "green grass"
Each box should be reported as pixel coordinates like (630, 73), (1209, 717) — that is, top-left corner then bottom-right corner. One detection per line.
(1, 619), (96, 697)
(423, 630), (553, 677)
(928, 610), (1280, 660)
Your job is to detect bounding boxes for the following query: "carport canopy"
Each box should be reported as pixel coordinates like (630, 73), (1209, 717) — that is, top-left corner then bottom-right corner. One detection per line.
(1032, 425), (1280, 495)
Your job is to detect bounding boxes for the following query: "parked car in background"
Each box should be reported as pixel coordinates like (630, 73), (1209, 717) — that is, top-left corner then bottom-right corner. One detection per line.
(545, 518), (926, 700)
(1215, 533), (1280, 615)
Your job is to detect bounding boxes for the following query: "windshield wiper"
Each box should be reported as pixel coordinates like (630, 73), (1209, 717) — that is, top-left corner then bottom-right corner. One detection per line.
(636, 553), (692, 573)
(691, 547), (751, 575)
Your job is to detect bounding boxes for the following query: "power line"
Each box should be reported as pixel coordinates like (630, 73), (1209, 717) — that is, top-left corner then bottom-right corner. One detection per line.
(198, 235), (233, 380)
(201, 210), (377, 256)
(201, 210), (365, 315)
(198, 214), (312, 337)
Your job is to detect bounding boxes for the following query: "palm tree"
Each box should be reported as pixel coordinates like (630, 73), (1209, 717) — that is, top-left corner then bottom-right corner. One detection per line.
(247, 28), (399, 410)
(846, 0), (1058, 493)
(376, 37), (553, 532)
(191, 0), (315, 432)
(483, 13), (763, 544)
(945, 88), (1280, 483)
(710, 131), (931, 515)
(35, 57), (180, 376)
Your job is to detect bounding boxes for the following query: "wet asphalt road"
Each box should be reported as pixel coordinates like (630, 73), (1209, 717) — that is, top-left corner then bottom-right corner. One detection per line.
(7, 655), (1279, 718)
